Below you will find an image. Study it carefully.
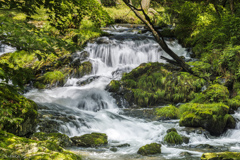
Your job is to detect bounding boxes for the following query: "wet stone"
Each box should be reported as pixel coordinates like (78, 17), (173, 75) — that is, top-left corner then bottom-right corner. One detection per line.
(110, 147), (118, 152)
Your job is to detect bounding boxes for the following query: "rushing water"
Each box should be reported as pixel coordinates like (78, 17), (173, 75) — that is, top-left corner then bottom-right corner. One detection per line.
(25, 26), (240, 160)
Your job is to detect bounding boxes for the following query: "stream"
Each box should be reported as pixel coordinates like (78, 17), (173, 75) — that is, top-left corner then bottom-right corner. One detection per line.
(24, 25), (240, 160)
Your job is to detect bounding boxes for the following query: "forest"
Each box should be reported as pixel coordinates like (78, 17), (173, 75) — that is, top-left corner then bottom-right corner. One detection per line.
(0, 0), (240, 159)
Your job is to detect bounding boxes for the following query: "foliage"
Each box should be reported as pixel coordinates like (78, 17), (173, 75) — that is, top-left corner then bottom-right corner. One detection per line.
(154, 105), (179, 119)
(43, 71), (65, 85)
(164, 131), (183, 145)
(0, 131), (82, 159)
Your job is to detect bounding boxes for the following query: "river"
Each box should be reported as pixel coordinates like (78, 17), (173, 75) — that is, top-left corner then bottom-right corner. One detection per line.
(24, 25), (240, 160)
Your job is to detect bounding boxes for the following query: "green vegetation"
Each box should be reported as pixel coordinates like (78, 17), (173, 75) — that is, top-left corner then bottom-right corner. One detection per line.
(154, 105), (179, 119)
(201, 152), (240, 160)
(112, 62), (206, 107)
(0, 131), (81, 160)
(164, 128), (183, 145)
(137, 143), (161, 156)
(107, 80), (121, 92)
(179, 103), (235, 135)
(71, 133), (108, 147)
(43, 71), (65, 85)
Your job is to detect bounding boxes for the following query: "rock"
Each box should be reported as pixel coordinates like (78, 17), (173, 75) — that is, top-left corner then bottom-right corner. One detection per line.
(0, 87), (38, 137)
(137, 143), (161, 156)
(113, 143), (130, 148)
(120, 108), (156, 120)
(106, 80), (121, 92)
(31, 132), (73, 147)
(71, 61), (92, 78)
(201, 152), (240, 160)
(110, 147), (118, 152)
(79, 51), (90, 61)
(181, 136), (190, 144)
(70, 58), (81, 67)
(180, 152), (193, 157)
(76, 76), (100, 86)
(71, 132), (108, 147)
(179, 103), (236, 136)
(195, 144), (215, 149)
(164, 129), (183, 145)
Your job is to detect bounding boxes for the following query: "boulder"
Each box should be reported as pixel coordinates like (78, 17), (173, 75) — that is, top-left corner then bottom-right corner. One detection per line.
(201, 152), (240, 160)
(71, 132), (108, 147)
(154, 105), (179, 119)
(179, 103), (236, 136)
(137, 143), (161, 156)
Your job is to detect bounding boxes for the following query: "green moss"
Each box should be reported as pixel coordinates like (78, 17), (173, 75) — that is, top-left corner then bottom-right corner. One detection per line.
(0, 131), (82, 160)
(43, 71), (65, 85)
(79, 61), (92, 77)
(71, 133), (108, 147)
(192, 84), (229, 103)
(34, 81), (46, 89)
(108, 80), (121, 92)
(31, 132), (72, 147)
(154, 105), (179, 119)
(201, 152), (240, 160)
(164, 131), (183, 145)
(118, 62), (206, 107)
(0, 86), (38, 136)
(137, 143), (161, 156)
(179, 103), (235, 135)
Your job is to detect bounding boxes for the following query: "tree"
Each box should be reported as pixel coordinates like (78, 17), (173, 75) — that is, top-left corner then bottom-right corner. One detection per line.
(122, 0), (193, 73)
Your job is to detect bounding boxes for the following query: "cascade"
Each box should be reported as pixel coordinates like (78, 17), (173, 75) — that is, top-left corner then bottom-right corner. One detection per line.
(25, 26), (240, 160)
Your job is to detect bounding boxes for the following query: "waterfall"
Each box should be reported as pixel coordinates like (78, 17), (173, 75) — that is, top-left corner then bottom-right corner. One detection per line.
(24, 26), (239, 160)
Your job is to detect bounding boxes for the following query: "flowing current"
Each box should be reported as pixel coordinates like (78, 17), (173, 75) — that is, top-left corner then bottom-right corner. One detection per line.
(24, 26), (240, 159)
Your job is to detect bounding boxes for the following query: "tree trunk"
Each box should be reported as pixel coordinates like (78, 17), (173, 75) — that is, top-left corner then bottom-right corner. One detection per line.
(141, 0), (151, 11)
(229, 0), (234, 14)
(122, 0), (193, 74)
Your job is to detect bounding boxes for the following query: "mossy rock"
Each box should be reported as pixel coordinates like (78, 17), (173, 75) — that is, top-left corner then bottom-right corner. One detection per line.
(106, 80), (121, 92)
(179, 103), (235, 136)
(192, 84), (229, 103)
(71, 132), (108, 147)
(0, 86), (38, 136)
(116, 62), (206, 107)
(137, 143), (161, 156)
(227, 94), (240, 112)
(154, 105), (179, 119)
(31, 132), (73, 147)
(201, 152), (240, 160)
(164, 128), (183, 145)
(0, 131), (82, 160)
(43, 70), (65, 85)
(73, 61), (92, 78)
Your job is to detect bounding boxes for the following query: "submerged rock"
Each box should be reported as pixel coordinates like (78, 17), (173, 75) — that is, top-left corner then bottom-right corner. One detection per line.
(201, 152), (240, 160)
(71, 132), (108, 147)
(179, 103), (236, 136)
(137, 143), (161, 156)
(31, 132), (73, 147)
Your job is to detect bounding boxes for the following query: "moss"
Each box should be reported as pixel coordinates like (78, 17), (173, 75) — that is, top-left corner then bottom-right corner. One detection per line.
(137, 143), (161, 156)
(43, 71), (65, 85)
(71, 132), (108, 147)
(0, 86), (38, 136)
(227, 94), (240, 111)
(164, 131), (183, 145)
(31, 132), (72, 147)
(33, 81), (46, 89)
(0, 131), (82, 160)
(117, 62), (206, 107)
(78, 61), (92, 77)
(179, 103), (235, 135)
(107, 80), (121, 92)
(192, 84), (229, 103)
(201, 152), (240, 160)
(154, 105), (179, 119)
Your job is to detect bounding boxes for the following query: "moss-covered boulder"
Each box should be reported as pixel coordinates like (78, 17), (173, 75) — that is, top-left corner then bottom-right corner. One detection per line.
(106, 80), (121, 92)
(164, 128), (183, 145)
(108, 62), (206, 107)
(0, 131), (81, 159)
(137, 143), (161, 156)
(71, 132), (108, 147)
(154, 105), (179, 119)
(0, 86), (38, 136)
(192, 84), (229, 103)
(31, 132), (73, 147)
(179, 103), (236, 135)
(201, 152), (240, 160)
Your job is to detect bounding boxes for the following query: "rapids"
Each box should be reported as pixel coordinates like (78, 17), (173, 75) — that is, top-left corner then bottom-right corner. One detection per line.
(24, 25), (240, 160)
